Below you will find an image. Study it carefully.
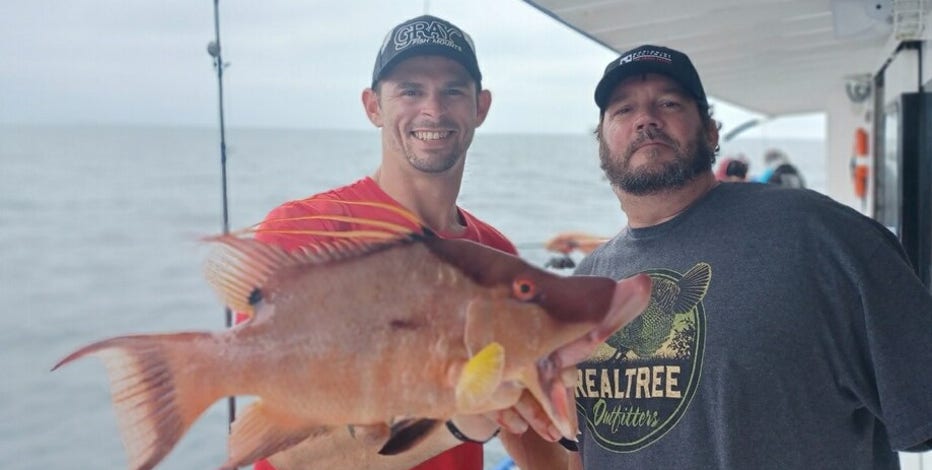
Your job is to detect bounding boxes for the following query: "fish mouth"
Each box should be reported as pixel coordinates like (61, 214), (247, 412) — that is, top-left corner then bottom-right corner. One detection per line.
(531, 274), (653, 439)
(536, 355), (576, 439)
(411, 130), (454, 141)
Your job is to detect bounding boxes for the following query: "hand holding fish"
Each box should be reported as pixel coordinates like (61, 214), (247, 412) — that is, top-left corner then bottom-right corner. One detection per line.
(52, 202), (651, 470)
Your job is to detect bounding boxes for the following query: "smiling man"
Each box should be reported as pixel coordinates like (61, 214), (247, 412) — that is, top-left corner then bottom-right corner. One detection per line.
(237, 15), (643, 470)
(240, 15), (509, 470)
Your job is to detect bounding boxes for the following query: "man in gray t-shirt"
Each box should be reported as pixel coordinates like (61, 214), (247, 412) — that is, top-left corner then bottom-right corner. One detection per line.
(572, 183), (928, 469)
(500, 44), (932, 470)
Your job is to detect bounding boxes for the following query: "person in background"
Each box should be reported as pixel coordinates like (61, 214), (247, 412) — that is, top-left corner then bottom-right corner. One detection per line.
(240, 15), (505, 470)
(714, 154), (749, 182)
(500, 44), (932, 469)
(757, 147), (805, 187)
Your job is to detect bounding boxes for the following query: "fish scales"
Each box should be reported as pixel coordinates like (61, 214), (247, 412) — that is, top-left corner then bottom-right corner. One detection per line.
(233, 242), (490, 421)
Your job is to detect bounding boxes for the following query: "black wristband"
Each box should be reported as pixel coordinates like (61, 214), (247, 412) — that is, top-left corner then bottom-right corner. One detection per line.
(558, 437), (579, 452)
(445, 420), (500, 444)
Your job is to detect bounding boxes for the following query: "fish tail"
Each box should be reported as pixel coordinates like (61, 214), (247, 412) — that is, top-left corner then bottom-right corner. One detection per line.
(53, 332), (223, 470)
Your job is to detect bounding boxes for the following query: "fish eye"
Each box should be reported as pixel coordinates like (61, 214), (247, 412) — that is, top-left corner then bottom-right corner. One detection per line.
(512, 279), (537, 301)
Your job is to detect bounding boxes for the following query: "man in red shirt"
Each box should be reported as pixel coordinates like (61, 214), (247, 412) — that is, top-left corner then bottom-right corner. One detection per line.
(243, 14), (511, 470)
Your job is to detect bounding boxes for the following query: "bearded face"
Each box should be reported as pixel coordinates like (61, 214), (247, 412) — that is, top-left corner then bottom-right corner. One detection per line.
(599, 124), (716, 195)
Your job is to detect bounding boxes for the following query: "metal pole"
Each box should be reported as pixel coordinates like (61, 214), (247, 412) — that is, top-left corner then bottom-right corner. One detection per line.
(208, 0), (236, 435)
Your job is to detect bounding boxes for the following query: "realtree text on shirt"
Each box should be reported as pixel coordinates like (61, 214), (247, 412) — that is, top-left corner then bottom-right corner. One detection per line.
(242, 176), (516, 470)
(573, 183), (932, 469)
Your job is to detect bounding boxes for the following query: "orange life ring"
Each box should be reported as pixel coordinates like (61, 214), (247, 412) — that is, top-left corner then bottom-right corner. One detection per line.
(851, 128), (869, 200)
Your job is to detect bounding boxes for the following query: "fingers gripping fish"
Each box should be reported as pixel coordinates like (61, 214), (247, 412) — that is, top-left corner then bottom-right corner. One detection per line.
(52, 201), (651, 470)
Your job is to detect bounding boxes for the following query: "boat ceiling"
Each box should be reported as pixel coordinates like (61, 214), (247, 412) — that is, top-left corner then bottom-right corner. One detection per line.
(523, 0), (894, 117)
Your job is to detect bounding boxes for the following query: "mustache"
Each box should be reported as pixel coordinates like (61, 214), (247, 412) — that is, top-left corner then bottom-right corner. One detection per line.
(626, 128), (677, 156)
(411, 119), (456, 130)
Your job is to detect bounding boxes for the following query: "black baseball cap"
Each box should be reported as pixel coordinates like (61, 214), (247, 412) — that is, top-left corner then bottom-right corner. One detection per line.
(594, 45), (708, 112)
(371, 15), (482, 88)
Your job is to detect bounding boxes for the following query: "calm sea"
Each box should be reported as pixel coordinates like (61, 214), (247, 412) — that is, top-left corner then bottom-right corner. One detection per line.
(0, 124), (825, 469)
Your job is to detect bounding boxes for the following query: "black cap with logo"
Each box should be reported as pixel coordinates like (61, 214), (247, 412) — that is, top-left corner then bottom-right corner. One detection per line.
(371, 15), (482, 88)
(594, 45), (708, 111)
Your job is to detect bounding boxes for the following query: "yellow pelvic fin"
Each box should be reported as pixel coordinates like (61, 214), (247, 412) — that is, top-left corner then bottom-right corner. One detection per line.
(455, 341), (505, 412)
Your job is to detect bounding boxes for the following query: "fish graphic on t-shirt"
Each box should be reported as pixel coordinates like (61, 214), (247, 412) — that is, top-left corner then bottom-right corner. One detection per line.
(595, 262), (710, 360)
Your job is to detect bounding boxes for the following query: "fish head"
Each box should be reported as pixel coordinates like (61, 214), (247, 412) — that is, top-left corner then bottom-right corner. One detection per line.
(424, 236), (649, 345)
(425, 236), (651, 436)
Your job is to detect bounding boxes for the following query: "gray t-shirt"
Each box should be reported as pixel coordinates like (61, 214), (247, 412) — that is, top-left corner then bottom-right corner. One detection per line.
(574, 182), (932, 469)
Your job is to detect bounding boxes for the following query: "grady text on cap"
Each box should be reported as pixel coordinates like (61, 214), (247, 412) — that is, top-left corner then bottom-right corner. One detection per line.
(594, 44), (707, 112)
(372, 15), (482, 88)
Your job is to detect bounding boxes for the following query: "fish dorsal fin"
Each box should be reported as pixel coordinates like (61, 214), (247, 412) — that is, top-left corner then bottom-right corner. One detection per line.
(673, 262), (712, 314)
(204, 204), (426, 315)
(255, 199), (427, 240)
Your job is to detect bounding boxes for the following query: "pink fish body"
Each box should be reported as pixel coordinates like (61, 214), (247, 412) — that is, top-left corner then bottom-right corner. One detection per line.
(53, 207), (650, 469)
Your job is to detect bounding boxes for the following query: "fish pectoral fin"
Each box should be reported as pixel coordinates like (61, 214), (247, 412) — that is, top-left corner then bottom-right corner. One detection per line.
(223, 401), (324, 469)
(377, 419), (442, 455)
(455, 341), (505, 412)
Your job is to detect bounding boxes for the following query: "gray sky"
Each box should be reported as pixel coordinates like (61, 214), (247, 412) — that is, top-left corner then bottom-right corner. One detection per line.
(0, 0), (823, 137)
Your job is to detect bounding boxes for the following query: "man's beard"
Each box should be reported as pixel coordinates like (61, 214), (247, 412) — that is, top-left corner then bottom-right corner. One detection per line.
(405, 149), (462, 173)
(599, 126), (715, 195)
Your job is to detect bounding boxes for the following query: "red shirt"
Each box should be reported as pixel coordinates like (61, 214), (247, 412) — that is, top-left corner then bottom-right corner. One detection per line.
(241, 177), (515, 470)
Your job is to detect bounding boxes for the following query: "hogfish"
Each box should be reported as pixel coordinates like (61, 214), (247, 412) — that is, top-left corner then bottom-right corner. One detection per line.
(53, 201), (650, 470)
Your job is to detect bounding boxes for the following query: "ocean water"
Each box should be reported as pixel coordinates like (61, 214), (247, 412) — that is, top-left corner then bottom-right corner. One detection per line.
(0, 124), (825, 469)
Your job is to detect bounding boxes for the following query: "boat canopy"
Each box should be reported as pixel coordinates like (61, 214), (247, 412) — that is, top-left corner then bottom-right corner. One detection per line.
(522, 0), (922, 117)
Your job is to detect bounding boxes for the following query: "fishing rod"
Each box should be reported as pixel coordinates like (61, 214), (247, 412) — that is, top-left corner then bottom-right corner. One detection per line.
(207, 0), (236, 435)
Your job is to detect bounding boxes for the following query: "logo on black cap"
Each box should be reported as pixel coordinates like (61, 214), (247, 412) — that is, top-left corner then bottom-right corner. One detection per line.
(372, 15), (482, 88)
(594, 45), (707, 112)
(619, 48), (673, 65)
(390, 20), (465, 53)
